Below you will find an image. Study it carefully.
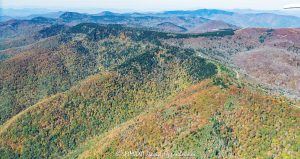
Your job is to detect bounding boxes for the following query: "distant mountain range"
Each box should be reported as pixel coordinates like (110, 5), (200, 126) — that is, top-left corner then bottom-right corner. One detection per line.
(0, 11), (238, 35)
(161, 9), (300, 28)
(2, 8), (300, 28)
(2, 8), (300, 52)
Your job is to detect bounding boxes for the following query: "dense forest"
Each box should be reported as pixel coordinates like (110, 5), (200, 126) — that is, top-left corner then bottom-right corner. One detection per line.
(0, 22), (299, 158)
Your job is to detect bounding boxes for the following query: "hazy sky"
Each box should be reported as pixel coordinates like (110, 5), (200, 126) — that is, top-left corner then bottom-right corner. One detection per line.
(2, 0), (300, 11)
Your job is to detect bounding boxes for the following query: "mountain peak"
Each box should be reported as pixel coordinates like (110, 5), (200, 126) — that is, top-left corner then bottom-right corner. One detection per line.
(59, 12), (88, 20)
(98, 11), (116, 16)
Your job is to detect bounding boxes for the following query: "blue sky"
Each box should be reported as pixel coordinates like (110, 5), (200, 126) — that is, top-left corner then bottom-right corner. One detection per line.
(2, 0), (300, 11)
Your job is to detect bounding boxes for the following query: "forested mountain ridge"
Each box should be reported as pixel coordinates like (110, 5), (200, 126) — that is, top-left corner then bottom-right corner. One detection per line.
(0, 16), (299, 158)
(0, 23), (235, 125)
(0, 23), (220, 158)
(0, 10), (237, 39)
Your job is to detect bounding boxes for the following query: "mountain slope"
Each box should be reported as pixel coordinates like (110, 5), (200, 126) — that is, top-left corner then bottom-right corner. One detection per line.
(0, 24), (160, 124)
(163, 28), (300, 97)
(70, 70), (300, 159)
(234, 47), (300, 95)
(2, 53), (299, 158)
(0, 40), (216, 159)
(0, 22), (236, 125)
(0, 18), (59, 50)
